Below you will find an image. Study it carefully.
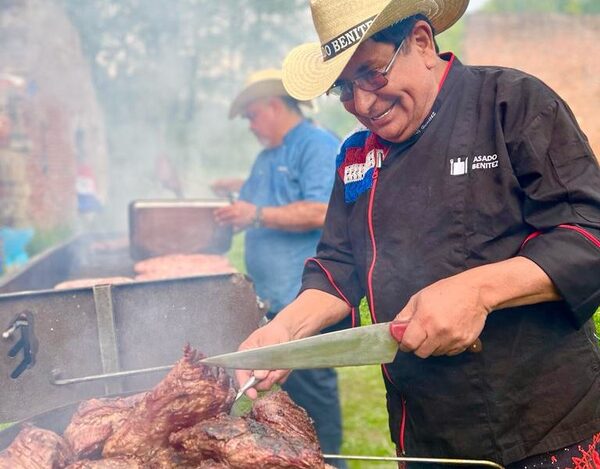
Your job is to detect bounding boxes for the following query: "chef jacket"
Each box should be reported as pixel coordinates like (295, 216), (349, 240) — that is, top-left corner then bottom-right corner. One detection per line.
(300, 55), (600, 465)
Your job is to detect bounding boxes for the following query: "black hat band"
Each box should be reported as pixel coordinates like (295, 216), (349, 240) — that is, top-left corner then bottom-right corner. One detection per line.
(321, 15), (377, 62)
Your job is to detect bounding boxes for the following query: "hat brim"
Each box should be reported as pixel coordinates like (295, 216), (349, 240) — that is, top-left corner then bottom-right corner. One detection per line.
(283, 0), (469, 101)
(229, 79), (313, 119)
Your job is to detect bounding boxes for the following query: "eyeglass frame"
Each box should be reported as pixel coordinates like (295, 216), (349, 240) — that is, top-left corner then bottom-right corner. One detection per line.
(327, 39), (406, 102)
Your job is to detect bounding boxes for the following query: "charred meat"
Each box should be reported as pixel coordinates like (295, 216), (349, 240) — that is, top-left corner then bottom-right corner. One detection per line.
(0, 426), (74, 469)
(169, 413), (326, 469)
(0, 349), (330, 468)
(251, 390), (319, 447)
(65, 457), (142, 469)
(102, 345), (235, 460)
(63, 393), (146, 459)
(65, 448), (190, 469)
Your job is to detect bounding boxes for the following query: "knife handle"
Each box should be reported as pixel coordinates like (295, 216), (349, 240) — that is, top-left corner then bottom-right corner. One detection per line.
(388, 322), (483, 354)
(389, 321), (408, 342)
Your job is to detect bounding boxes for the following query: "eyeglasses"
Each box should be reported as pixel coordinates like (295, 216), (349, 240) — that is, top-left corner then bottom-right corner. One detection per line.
(327, 40), (405, 102)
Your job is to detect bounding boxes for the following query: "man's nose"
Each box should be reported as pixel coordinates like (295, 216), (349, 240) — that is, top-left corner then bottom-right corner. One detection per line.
(351, 87), (377, 116)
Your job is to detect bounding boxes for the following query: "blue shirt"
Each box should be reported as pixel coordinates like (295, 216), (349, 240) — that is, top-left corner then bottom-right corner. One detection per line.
(240, 120), (338, 314)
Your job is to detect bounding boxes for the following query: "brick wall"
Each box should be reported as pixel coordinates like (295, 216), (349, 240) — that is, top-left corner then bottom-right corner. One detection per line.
(0, 0), (108, 231)
(463, 13), (600, 159)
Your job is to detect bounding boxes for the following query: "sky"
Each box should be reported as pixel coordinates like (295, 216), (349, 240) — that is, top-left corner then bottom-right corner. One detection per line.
(466, 0), (488, 12)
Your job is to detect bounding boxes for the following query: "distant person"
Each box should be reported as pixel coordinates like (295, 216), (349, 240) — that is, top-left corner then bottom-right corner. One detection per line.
(234, 1), (600, 468)
(212, 68), (349, 468)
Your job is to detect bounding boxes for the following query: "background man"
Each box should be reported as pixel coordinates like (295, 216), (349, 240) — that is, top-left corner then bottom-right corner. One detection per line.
(236, 1), (600, 468)
(213, 69), (349, 467)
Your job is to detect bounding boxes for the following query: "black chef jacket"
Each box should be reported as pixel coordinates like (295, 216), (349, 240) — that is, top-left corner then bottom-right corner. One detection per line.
(300, 55), (600, 465)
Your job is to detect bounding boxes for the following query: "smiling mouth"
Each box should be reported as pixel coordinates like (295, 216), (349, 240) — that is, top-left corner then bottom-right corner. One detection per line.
(370, 101), (396, 122)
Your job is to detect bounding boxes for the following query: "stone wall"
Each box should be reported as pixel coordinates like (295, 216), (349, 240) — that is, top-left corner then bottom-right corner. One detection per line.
(463, 13), (600, 158)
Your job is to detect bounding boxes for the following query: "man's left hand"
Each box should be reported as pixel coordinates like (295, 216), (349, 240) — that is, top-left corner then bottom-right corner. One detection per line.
(214, 201), (257, 230)
(392, 257), (560, 358)
(393, 271), (490, 358)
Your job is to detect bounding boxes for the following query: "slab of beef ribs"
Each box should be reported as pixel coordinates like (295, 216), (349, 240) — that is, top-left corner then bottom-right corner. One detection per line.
(63, 393), (146, 459)
(65, 447), (193, 469)
(169, 413), (326, 469)
(102, 345), (235, 460)
(65, 457), (142, 468)
(251, 390), (319, 446)
(0, 426), (74, 469)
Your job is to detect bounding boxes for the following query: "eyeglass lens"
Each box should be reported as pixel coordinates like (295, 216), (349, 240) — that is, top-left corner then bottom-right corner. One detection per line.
(331, 40), (404, 102)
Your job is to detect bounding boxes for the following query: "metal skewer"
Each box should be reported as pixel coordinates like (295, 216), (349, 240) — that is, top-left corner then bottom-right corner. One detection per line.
(235, 374), (260, 401)
(324, 454), (504, 468)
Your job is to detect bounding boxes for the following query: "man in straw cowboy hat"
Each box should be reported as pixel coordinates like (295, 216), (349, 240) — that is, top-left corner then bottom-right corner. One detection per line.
(235, 1), (600, 467)
(213, 68), (349, 467)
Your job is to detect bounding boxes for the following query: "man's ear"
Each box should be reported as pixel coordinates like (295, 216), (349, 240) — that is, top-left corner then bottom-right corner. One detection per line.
(412, 20), (438, 68)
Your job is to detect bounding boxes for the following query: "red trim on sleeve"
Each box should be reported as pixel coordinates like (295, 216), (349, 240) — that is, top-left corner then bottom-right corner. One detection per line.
(305, 258), (357, 328)
(520, 231), (542, 249)
(520, 224), (600, 250)
(558, 224), (600, 249)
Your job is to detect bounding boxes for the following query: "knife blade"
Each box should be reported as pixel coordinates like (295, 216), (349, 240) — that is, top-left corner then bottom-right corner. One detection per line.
(200, 322), (407, 370)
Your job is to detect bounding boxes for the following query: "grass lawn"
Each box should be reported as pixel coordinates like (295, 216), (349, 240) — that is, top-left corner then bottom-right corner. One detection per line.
(338, 365), (396, 467)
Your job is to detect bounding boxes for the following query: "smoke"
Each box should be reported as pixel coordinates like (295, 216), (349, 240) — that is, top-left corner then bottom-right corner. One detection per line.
(60, 0), (330, 232)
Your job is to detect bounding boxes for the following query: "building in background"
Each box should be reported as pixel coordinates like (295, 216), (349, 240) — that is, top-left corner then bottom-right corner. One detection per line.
(0, 0), (108, 237)
(464, 13), (599, 157)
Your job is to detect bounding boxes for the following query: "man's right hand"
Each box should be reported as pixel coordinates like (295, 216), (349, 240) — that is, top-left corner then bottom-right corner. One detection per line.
(234, 320), (295, 400)
(235, 289), (352, 399)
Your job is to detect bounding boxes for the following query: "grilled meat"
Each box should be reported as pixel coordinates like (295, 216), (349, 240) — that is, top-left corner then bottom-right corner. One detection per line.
(63, 393), (146, 459)
(133, 254), (236, 280)
(196, 462), (231, 468)
(0, 426), (73, 469)
(169, 413), (326, 469)
(102, 345), (235, 460)
(65, 457), (142, 469)
(0, 350), (331, 468)
(65, 448), (187, 469)
(251, 391), (319, 447)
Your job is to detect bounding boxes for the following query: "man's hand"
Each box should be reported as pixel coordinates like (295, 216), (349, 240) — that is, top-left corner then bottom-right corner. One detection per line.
(234, 289), (351, 399)
(234, 321), (295, 400)
(393, 273), (490, 358)
(393, 257), (560, 358)
(214, 201), (257, 230)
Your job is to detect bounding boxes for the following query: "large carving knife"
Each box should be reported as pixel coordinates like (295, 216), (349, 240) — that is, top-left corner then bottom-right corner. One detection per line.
(200, 322), (481, 370)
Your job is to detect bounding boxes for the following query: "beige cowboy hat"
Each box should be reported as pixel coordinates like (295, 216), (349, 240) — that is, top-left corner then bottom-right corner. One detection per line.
(282, 0), (469, 101)
(228, 68), (314, 119)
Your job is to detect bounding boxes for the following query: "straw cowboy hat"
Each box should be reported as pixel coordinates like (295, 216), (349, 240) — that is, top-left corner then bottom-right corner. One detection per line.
(228, 68), (313, 119)
(282, 0), (469, 101)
